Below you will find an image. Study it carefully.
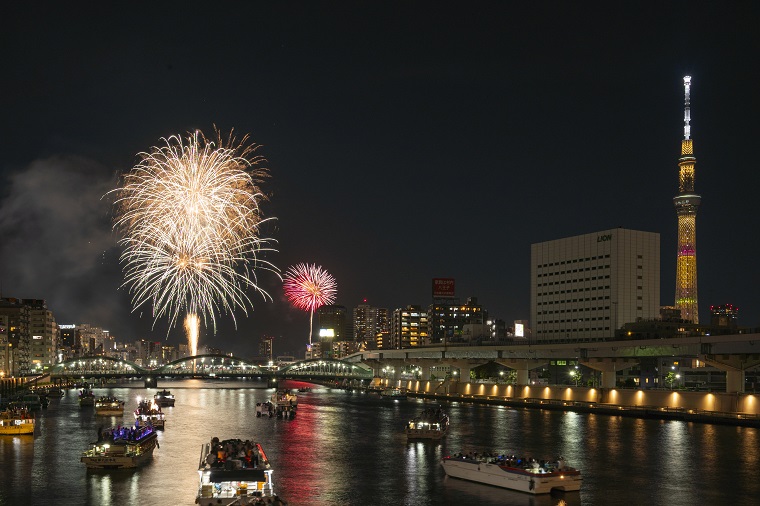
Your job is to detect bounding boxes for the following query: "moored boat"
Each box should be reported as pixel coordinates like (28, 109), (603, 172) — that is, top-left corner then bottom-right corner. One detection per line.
(0, 406), (35, 435)
(196, 437), (276, 505)
(154, 389), (175, 407)
(134, 398), (165, 429)
(80, 423), (159, 469)
(441, 453), (582, 494)
(79, 388), (95, 407)
(95, 396), (125, 416)
(406, 406), (449, 440)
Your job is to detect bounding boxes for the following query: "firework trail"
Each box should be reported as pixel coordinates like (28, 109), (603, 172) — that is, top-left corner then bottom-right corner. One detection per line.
(283, 263), (337, 344)
(111, 129), (278, 336)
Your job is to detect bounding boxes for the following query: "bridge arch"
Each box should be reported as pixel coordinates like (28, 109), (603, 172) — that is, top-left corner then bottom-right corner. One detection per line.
(51, 356), (148, 376)
(278, 358), (373, 380)
(154, 354), (266, 374)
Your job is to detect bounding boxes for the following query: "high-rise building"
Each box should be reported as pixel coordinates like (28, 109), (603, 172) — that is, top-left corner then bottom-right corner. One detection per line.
(390, 305), (429, 349)
(259, 336), (274, 363)
(428, 296), (486, 344)
(352, 302), (388, 345)
(26, 299), (57, 372)
(530, 228), (660, 342)
(316, 305), (348, 342)
(0, 298), (31, 376)
(674, 75), (701, 323)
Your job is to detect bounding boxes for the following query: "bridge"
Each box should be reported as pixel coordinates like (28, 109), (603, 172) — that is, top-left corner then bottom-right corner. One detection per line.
(343, 332), (760, 393)
(47, 355), (374, 387)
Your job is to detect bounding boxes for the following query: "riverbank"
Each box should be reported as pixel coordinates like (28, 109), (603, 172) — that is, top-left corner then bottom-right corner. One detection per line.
(333, 379), (760, 427)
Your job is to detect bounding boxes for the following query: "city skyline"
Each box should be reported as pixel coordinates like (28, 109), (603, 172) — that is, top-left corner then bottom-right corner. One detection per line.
(2, 3), (759, 356)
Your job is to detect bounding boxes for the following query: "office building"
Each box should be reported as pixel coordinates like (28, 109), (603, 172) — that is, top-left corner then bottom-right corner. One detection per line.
(530, 228), (660, 342)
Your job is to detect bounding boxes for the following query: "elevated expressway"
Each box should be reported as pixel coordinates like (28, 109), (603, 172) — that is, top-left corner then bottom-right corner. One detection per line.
(344, 332), (760, 393)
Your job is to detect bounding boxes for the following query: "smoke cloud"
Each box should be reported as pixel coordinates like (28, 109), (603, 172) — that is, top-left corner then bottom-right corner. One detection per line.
(0, 155), (131, 336)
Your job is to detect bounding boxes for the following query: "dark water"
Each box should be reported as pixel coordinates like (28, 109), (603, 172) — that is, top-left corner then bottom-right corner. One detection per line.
(1, 379), (758, 506)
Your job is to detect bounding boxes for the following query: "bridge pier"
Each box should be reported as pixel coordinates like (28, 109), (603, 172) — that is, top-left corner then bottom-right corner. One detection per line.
(497, 359), (547, 386)
(701, 354), (760, 393)
(581, 358), (637, 389)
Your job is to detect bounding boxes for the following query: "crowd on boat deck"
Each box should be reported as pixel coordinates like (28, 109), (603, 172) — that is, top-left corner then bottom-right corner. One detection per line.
(418, 406), (446, 419)
(98, 424), (153, 443)
(205, 438), (262, 469)
(451, 452), (569, 471)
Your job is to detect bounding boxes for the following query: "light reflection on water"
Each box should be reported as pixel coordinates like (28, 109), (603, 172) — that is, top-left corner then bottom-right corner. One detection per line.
(1, 380), (759, 506)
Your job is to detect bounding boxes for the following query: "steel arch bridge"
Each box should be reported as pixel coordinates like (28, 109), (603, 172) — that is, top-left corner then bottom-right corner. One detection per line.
(48, 355), (373, 381)
(278, 359), (373, 380)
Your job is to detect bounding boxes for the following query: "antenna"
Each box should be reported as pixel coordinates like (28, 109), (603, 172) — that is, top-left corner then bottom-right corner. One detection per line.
(683, 76), (691, 140)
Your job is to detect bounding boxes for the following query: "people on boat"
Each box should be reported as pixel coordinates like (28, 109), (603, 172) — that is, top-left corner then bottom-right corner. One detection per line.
(205, 438), (262, 470)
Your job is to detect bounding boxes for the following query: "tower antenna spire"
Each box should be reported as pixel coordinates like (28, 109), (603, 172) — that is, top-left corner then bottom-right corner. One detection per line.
(673, 75), (700, 323)
(683, 75), (691, 140)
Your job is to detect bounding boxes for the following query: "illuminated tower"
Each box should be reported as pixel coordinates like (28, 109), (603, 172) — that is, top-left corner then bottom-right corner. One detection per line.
(673, 76), (700, 323)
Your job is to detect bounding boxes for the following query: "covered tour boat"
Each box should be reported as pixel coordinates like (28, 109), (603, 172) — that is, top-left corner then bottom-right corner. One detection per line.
(0, 406), (35, 435)
(81, 423), (159, 469)
(153, 389), (175, 407)
(134, 398), (165, 429)
(441, 453), (582, 494)
(95, 396), (125, 416)
(79, 388), (95, 407)
(196, 437), (275, 505)
(269, 390), (297, 419)
(379, 387), (407, 400)
(405, 406), (449, 440)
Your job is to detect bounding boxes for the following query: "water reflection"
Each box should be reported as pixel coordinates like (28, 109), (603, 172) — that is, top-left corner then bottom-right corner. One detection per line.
(5, 381), (760, 506)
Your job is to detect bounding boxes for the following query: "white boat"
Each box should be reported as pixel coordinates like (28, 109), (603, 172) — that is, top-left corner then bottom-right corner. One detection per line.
(379, 387), (406, 399)
(196, 437), (276, 505)
(81, 424), (159, 469)
(0, 406), (35, 435)
(154, 389), (175, 407)
(134, 399), (166, 429)
(406, 407), (449, 440)
(441, 454), (582, 494)
(95, 396), (125, 416)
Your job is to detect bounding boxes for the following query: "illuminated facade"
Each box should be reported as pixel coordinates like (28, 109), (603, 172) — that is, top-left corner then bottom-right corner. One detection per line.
(428, 297), (486, 344)
(390, 305), (429, 349)
(673, 75), (701, 323)
(352, 302), (389, 344)
(530, 228), (660, 342)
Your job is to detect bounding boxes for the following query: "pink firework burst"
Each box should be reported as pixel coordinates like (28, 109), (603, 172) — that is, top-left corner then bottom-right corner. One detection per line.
(283, 263), (337, 344)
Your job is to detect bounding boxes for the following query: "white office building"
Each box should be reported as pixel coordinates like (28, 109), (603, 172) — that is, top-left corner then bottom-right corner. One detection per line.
(530, 228), (660, 342)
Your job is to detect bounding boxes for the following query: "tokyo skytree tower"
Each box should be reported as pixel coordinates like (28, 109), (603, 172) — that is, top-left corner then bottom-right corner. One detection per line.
(673, 76), (701, 323)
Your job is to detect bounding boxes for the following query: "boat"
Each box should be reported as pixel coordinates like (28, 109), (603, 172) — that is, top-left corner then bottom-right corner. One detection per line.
(379, 387), (407, 400)
(255, 401), (275, 418)
(95, 396), (125, 416)
(269, 390), (297, 419)
(21, 393), (43, 410)
(405, 406), (449, 440)
(0, 406), (35, 435)
(80, 423), (159, 469)
(196, 437), (276, 505)
(441, 453), (582, 494)
(79, 388), (95, 407)
(154, 389), (175, 407)
(134, 399), (166, 429)
(297, 387), (311, 393)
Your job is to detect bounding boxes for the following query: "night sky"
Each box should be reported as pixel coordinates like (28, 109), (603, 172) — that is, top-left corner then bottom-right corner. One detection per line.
(2, 2), (759, 358)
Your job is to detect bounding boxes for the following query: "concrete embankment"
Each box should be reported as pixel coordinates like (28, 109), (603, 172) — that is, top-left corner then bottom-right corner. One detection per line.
(339, 379), (760, 427)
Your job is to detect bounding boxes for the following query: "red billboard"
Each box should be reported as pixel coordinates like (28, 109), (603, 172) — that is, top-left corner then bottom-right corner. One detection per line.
(432, 278), (455, 298)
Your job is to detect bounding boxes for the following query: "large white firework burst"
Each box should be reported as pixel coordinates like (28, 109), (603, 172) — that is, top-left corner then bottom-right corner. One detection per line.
(111, 129), (278, 332)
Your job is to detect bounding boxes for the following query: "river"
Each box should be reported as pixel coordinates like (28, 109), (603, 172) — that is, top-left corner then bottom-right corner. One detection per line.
(1, 378), (757, 506)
